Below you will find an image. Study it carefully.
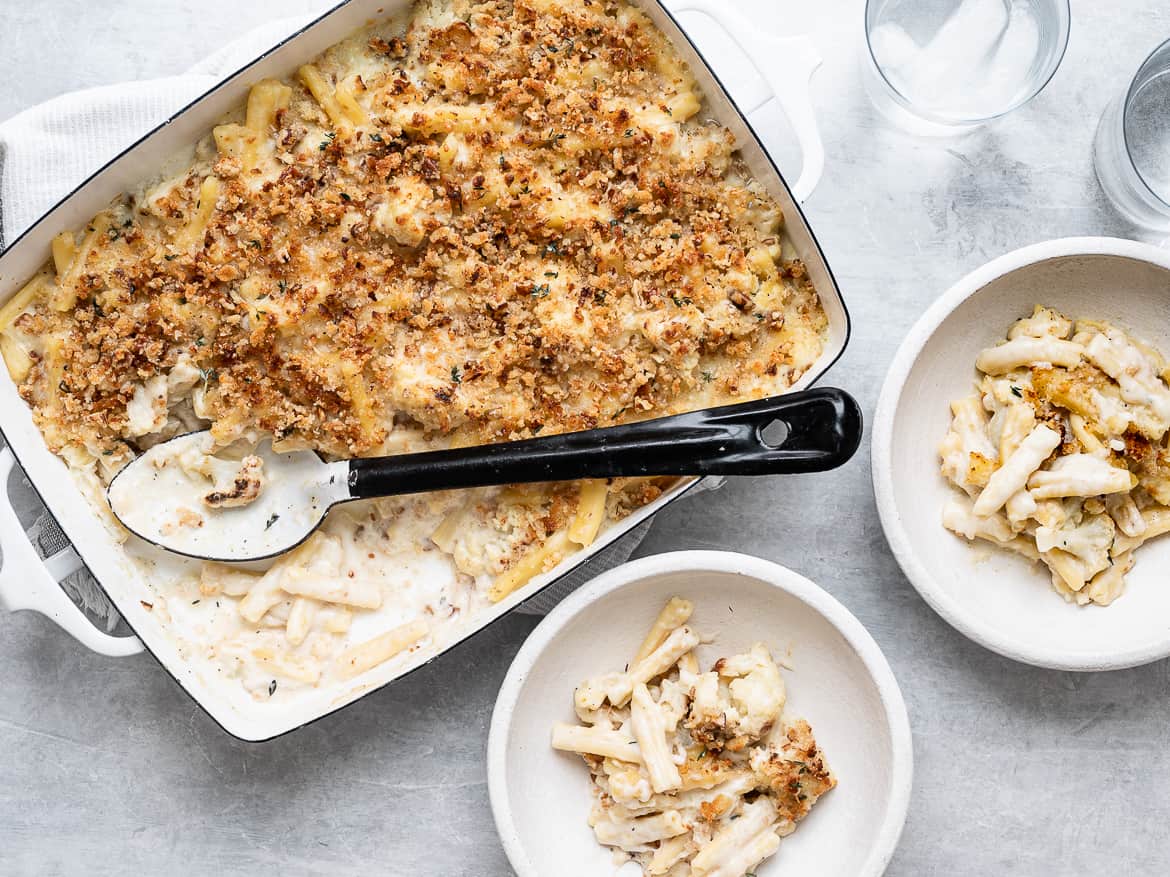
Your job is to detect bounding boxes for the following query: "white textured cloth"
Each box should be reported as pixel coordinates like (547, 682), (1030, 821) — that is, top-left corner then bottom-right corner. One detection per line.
(0, 16), (698, 620)
(0, 17), (316, 243)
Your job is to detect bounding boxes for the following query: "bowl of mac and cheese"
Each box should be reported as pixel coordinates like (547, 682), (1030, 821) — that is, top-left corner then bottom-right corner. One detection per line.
(488, 551), (912, 877)
(874, 237), (1170, 670)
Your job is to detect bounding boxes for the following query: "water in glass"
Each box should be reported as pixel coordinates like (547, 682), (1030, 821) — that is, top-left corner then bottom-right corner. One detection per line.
(866, 0), (1068, 132)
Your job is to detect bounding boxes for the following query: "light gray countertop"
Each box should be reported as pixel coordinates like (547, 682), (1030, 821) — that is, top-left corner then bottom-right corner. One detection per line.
(3, 1), (1170, 874)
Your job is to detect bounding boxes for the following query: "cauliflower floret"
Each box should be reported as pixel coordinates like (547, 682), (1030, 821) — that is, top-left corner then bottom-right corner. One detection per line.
(656, 677), (691, 729)
(157, 436), (267, 510)
(372, 175), (446, 247)
(1035, 513), (1115, 580)
(604, 759), (653, 805)
(716, 643), (786, 742)
(167, 353), (203, 397)
(202, 454), (265, 508)
(684, 671), (733, 750)
(685, 645), (786, 751)
(124, 375), (168, 436)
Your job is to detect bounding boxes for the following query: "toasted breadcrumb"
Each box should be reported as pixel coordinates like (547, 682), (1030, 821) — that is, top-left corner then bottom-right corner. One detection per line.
(11, 0), (825, 466)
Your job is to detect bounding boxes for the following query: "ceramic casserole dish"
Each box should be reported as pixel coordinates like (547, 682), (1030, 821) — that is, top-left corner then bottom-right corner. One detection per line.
(0, 0), (850, 740)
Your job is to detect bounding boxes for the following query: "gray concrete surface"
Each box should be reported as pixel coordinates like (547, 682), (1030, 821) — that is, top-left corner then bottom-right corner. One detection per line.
(3, 0), (1170, 874)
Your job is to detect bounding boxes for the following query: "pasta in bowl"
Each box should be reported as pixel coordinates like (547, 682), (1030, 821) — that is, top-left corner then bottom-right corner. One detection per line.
(940, 306), (1170, 606)
(488, 552), (912, 877)
(550, 596), (836, 876)
(874, 238), (1170, 670)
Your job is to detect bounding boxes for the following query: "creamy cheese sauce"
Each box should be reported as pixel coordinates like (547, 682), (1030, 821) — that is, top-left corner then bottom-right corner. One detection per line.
(941, 306), (1170, 607)
(128, 495), (488, 701)
(552, 599), (835, 877)
(108, 431), (349, 561)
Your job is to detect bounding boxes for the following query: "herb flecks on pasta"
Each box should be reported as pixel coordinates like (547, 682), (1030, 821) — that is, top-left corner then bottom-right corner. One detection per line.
(941, 305), (1170, 606)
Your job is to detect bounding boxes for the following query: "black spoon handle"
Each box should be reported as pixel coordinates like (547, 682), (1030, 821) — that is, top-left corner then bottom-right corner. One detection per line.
(347, 387), (862, 499)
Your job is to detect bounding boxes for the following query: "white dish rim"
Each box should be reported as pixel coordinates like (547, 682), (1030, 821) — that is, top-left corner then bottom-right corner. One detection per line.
(871, 235), (1170, 671)
(486, 549), (914, 877)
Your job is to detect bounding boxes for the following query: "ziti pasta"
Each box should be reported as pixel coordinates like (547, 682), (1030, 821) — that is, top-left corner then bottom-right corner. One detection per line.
(551, 597), (836, 876)
(941, 306), (1170, 606)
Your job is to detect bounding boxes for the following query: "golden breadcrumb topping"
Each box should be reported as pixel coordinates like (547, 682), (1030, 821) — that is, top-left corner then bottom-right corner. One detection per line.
(4, 0), (825, 467)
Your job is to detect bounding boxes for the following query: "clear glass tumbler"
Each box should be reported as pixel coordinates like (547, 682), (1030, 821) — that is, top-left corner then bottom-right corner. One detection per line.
(1094, 39), (1170, 232)
(864, 0), (1071, 135)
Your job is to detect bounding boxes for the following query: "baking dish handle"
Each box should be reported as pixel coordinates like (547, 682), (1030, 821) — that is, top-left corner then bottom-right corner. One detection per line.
(671, 0), (824, 202)
(0, 449), (143, 657)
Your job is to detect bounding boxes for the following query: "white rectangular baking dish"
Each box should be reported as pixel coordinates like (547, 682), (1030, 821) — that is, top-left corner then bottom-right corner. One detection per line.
(0, 0), (850, 740)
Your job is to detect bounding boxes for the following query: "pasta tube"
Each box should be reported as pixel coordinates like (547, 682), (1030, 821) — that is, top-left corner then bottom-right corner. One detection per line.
(336, 619), (428, 679)
(1114, 507), (1170, 554)
(568, 480), (608, 547)
(285, 597), (317, 646)
(279, 566), (383, 609)
(551, 723), (641, 762)
(593, 811), (688, 850)
(630, 683), (681, 793)
(200, 562), (261, 597)
(1027, 453), (1136, 499)
(647, 835), (693, 875)
(633, 596), (693, 663)
(975, 337), (1084, 374)
(576, 624), (703, 712)
(175, 177), (219, 250)
(972, 424), (1061, 516)
(489, 529), (573, 603)
(690, 797), (779, 877)
(1086, 552), (1134, 606)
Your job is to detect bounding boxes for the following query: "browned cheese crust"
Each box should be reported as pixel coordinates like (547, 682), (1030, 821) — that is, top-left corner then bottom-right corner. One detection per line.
(8, 0), (826, 466)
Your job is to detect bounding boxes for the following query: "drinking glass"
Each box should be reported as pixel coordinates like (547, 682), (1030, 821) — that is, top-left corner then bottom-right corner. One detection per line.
(1094, 39), (1170, 232)
(864, 0), (1071, 135)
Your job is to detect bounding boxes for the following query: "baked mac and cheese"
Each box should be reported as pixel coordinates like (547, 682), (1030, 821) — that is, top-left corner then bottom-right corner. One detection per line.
(552, 597), (836, 876)
(0, 0), (827, 699)
(941, 306), (1170, 605)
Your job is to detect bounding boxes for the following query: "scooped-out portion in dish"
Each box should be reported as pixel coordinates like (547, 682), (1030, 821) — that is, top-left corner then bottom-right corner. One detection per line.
(941, 305), (1170, 606)
(0, 0), (826, 701)
(551, 597), (836, 876)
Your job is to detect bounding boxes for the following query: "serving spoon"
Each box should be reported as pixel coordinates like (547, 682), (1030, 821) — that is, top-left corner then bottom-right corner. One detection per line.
(107, 387), (861, 563)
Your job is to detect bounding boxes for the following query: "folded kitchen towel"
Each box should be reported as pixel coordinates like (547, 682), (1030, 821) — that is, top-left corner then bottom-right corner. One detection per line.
(0, 16), (326, 243)
(0, 15), (710, 625)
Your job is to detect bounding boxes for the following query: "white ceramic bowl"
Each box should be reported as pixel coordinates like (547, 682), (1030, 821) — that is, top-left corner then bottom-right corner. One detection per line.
(487, 551), (912, 877)
(873, 237), (1170, 671)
